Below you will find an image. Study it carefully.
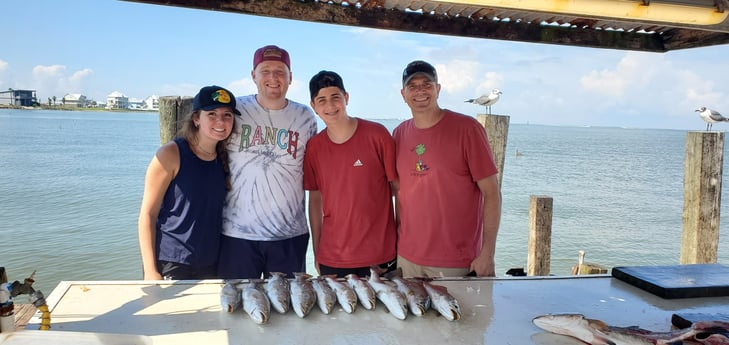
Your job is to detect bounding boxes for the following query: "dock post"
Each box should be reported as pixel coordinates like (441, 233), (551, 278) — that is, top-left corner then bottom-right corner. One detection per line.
(527, 195), (553, 276)
(477, 114), (510, 188)
(681, 131), (723, 264)
(158, 96), (193, 145)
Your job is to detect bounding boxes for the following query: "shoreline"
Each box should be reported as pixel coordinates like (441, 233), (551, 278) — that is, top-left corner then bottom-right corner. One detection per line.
(0, 104), (158, 113)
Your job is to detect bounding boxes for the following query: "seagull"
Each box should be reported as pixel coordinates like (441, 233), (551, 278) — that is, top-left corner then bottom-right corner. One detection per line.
(465, 88), (502, 114)
(696, 106), (729, 131)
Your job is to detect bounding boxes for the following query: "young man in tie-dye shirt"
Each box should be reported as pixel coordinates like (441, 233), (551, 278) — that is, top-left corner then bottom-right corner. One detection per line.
(218, 45), (317, 279)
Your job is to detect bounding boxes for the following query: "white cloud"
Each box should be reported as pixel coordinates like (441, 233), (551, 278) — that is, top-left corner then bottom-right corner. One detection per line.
(579, 53), (663, 98)
(30, 64), (95, 98)
(33, 64), (66, 78)
(228, 78), (257, 98)
(580, 68), (626, 97)
(288, 78), (308, 104)
(475, 71), (504, 96)
(675, 70), (724, 111)
(0, 60), (6, 89)
(436, 60), (479, 94)
(69, 68), (93, 82)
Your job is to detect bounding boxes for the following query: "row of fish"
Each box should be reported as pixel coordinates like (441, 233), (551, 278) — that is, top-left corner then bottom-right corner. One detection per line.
(533, 313), (729, 345)
(220, 267), (462, 324)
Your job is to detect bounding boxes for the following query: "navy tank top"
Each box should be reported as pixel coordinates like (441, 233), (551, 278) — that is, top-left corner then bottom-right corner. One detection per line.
(156, 137), (226, 267)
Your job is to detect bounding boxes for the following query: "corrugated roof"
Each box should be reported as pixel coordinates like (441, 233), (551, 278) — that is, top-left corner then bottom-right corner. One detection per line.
(123, 0), (729, 52)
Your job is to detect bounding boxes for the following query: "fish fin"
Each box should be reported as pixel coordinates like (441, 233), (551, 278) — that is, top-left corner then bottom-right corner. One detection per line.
(426, 282), (450, 294)
(384, 267), (404, 280)
(293, 272), (312, 279)
(586, 320), (619, 345)
(587, 318), (611, 332)
(370, 265), (386, 276)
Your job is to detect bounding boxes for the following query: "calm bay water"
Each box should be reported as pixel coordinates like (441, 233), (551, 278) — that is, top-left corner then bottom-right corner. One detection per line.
(1, 109), (727, 295)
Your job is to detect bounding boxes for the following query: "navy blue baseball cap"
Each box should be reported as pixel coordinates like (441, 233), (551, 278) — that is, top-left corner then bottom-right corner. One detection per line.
(309, 70), (346, 101)
(402, 60), (438, 87)
(193, 85), (241, 115)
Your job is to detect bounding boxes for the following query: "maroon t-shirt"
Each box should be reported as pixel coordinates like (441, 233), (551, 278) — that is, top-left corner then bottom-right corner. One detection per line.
(393, 110), (498, 267)
(304, 118), (397, 268)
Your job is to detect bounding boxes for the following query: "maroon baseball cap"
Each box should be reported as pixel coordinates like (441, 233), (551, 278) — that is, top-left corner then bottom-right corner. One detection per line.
(253, 45), (291, 70)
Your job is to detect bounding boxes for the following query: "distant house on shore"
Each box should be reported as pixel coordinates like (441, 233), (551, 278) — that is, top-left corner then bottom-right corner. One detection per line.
(0, 89), (37, 106)
(143, 95), (159, 110)
(62, 93), (88, 107)
(128, 97), (145, 110)
(106, 91), (129, 109)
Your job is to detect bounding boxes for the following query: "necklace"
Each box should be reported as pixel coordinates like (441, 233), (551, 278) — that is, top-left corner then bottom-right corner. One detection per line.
(196, 144), (216, 157)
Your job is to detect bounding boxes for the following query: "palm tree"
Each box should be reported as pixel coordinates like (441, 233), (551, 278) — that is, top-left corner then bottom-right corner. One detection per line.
(415, 144), (426, 171)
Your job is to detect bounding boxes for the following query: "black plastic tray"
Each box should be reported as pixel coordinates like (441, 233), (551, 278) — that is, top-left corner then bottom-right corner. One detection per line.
(611, 264), (729, 299)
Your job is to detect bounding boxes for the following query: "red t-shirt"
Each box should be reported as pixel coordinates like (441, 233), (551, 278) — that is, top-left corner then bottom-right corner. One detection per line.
(393, 110), (498, 267)
(303, 118), (397, 268)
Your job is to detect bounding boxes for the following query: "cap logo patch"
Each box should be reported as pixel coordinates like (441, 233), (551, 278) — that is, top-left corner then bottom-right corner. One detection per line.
(262, 48), (283, 59)
(212, 89), (231, 104)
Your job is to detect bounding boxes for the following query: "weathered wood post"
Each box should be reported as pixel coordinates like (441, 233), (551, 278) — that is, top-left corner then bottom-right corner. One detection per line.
(527, 195), (553, 276)
(681, 131), (723, 264)
(158, 96), (193, 145)
(477, 114), (510, 187)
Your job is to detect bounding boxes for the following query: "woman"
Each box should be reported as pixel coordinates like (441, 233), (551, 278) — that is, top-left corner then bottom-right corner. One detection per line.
(138, 85), (238, 280)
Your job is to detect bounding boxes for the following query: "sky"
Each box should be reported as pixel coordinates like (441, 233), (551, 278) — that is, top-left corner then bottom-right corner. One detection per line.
(3, 1), (729, 130)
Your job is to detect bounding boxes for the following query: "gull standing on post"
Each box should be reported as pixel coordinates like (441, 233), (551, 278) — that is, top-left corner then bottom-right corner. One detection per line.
(696, 106), (729, 131)
(465, 88), (502, 115)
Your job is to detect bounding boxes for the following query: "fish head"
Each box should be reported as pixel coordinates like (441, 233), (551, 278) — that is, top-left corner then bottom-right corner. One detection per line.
(434, 299), (461, 321)
(533, 314), (597, 343)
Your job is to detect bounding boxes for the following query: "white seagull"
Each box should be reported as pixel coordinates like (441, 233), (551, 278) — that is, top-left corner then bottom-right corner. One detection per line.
(696, 106), (729, 131)
(465, 88), (502, 114)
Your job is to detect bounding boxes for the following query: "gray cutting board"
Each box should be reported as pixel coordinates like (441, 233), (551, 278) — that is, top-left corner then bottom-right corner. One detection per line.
(611, 264), (729, 299)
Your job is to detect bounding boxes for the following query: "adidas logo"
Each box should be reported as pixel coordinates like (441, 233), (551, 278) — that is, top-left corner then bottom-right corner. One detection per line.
(353, 159), (363, 167)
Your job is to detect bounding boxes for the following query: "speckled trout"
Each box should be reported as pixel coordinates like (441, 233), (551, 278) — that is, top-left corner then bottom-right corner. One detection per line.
(390, 275), (431, 317)
(368, 267), (408, 320)
(324, 275), (358, 314)
(266, 272), (290, 314)
(290, 272), (316, 318)
(421, 280), (461, 321)
(533, 314), (729, 345)
(242, 279), (270, 324)
(220, 281), (241, 313)
(345, 273), (376, 310)
(311, 276), (336, 315)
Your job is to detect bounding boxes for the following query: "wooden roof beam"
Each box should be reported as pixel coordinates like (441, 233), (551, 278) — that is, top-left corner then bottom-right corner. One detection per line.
(125, 0), (669, 52)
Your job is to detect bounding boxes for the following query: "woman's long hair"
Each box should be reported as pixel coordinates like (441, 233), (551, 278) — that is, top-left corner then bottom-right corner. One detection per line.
(178, 110), (232, 191)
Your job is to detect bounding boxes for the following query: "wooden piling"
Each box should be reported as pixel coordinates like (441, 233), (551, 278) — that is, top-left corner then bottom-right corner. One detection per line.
(158, 96), (193, 145)
(681, 131), (723, 264)
(13, 304), (37, 330)
(477, 114), (510, 188)
(527, 195), (553, 276)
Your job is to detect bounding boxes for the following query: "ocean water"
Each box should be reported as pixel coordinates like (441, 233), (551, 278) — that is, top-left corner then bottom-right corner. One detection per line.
(1, 109), (727, 295)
